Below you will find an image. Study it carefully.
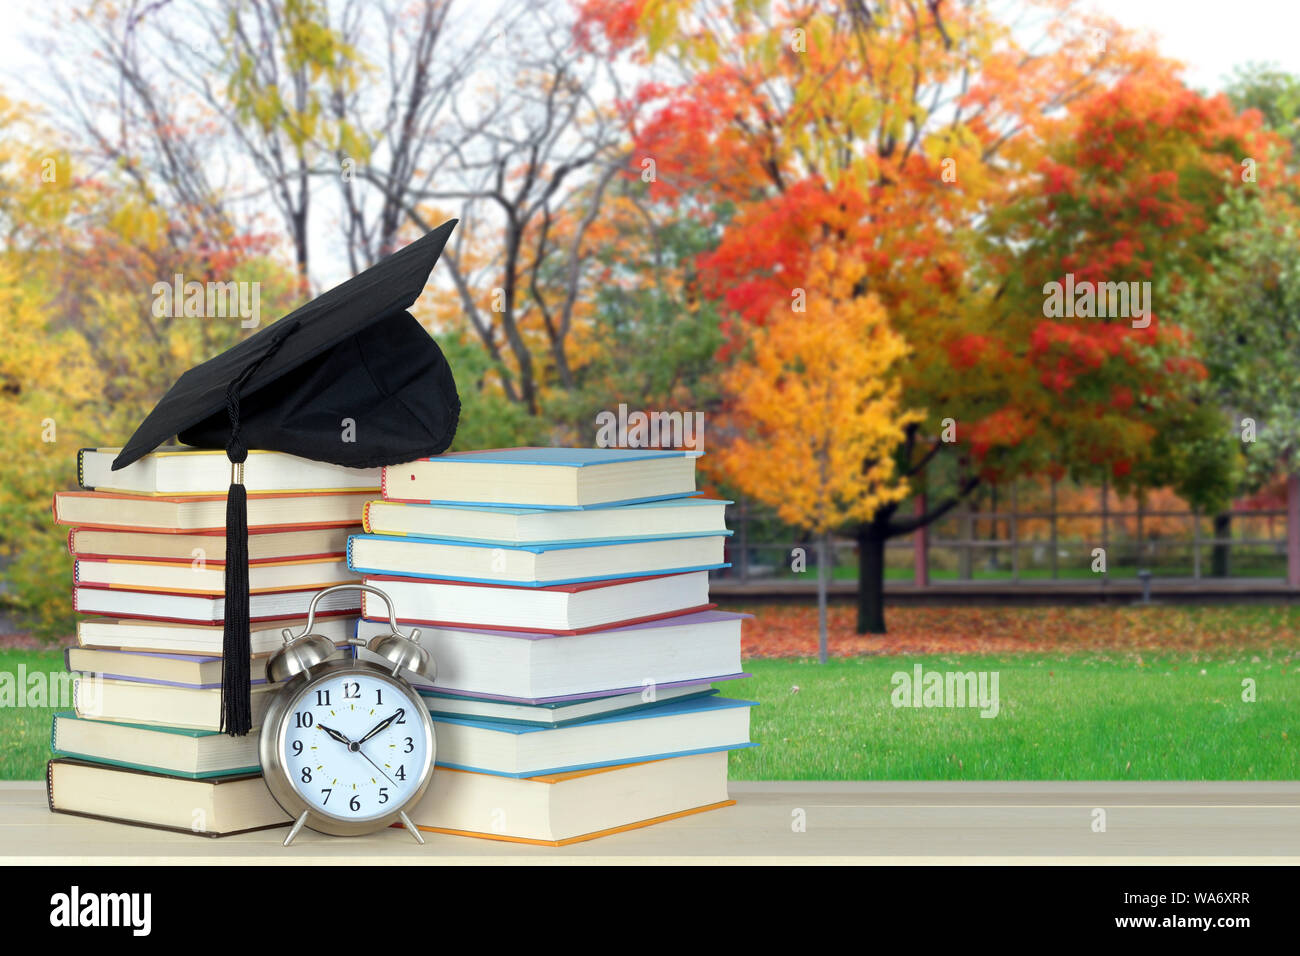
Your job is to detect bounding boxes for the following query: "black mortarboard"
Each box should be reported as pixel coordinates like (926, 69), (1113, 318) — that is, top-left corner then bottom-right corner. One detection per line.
(112, 220), (462, 735)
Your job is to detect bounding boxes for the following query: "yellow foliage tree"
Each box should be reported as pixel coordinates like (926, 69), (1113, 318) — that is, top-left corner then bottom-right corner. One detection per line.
(0, 96), (304, 639)
(714, 248), (917, 659)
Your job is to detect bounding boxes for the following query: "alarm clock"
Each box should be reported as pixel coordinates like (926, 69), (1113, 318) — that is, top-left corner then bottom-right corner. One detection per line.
(258, 584), (437, 845)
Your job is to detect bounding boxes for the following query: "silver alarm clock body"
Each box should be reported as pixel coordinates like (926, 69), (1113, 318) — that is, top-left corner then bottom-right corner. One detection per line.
(259, 657), (436, 837)
(257, 584), (437, 844)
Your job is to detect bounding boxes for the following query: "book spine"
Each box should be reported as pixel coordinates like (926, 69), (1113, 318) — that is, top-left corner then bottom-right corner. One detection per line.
(45, 760), (57, 812)
(62, 647), (73, 675)
(380, 467), (388, 500)
(50, 714), (59, 754)
(66, 528), (76, 556)
(361, 500), (372, 534)
(77, 448), (90, 490)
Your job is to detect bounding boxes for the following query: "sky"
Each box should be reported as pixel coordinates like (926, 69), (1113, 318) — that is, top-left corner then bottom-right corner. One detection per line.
(1088, 0), (1300, 90)
(4, 1), (1297, 95)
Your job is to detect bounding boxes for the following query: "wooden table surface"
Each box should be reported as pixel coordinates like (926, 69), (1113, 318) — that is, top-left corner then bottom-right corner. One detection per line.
(4, 780), (1298, 864)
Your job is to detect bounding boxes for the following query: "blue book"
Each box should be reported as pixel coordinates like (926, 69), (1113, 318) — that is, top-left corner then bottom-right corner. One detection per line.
(382, 446), (699, 509)
(419, 686), (719, 727)
(348, 531), (729, 586)
(429, 694), (758, 777)
(362, 496), (732, 545)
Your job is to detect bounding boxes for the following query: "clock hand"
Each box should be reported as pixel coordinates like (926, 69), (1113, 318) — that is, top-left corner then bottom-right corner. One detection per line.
(357, 708), (405, 745)
(354, 747), (399, 788)
(317, 719), (399, 787)
(315, 723), (353, 747)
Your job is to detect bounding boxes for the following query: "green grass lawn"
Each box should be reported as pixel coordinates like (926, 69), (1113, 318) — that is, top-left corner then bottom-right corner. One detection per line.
(1, 650), (63, 781)
(3, 647), (1297, 781)
(726, 653), (1299, 780)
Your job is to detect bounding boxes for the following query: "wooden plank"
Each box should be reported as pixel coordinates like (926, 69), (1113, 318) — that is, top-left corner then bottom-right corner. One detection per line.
(3, 781), (1298, 864)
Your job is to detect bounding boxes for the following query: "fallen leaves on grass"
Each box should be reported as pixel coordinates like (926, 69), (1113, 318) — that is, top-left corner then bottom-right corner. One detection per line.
(731, 605), (1300, 658)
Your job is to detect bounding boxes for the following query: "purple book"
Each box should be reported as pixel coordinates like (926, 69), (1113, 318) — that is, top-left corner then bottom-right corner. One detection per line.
(64, 647), (269, 689)
(410, 672), (752, 706)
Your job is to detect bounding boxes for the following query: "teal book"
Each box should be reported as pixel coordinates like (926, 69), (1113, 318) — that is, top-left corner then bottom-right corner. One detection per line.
(50, 711), (259, 779)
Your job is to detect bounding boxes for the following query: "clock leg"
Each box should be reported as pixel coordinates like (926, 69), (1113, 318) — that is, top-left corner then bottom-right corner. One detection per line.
(283, 810), (311, 847)
(399, 811), (425, 845)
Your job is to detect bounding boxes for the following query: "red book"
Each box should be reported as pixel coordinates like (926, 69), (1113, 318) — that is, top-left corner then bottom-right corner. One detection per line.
(67, 526), (356, 565)
(359, 570), (713, 635)
(73, 581), (359, 625)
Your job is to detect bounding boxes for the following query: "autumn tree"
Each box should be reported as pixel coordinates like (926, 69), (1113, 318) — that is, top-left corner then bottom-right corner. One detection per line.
(716, 249), (913, 658)
(579, 0), (1280, 631)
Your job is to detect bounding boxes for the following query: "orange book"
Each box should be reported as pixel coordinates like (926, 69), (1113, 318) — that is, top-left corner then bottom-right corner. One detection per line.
(53, 490), (370, 533)
(407, 751), (734, 845)
(415, 801), (736, 847)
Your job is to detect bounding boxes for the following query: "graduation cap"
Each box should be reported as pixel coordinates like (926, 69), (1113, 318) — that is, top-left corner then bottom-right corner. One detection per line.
(113, 220), (462, 735)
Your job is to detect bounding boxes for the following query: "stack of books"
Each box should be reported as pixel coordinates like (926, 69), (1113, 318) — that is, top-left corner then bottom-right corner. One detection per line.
(349, 446), (756, 846)
(45, 447), (376, 837)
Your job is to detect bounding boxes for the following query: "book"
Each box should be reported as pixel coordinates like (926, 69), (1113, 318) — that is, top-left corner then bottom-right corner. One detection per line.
(51, 712), (260, 777)
(75, 677), (276, 731)
(347, 533), (728, 586)
(75, 556), (359, 596)
(411, 751), (732, 845)
(53, 490), (371, 532)
(47, 758), (290, 837)
(382, 447), (697, 509)
(79, 446), (381, 495)
(67, 526), (357, 564)
(355, 609), (746, 701)
(431, 694), (757, 777)
(419, 686), (718, 727)
(73, 583), (360, 624)
(76, 615), (357, 655)
(359, 570), (713, 634)
(362, 496), (730, 544)
(64, 648), (269, 688)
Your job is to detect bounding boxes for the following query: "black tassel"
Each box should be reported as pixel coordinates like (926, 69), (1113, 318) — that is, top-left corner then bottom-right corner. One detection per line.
(221, 471), (252, 735)
(219, 326), (294, 736)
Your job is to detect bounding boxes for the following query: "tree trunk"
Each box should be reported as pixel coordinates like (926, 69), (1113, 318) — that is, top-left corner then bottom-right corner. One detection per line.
(856, 523), (887, 635)
(817, 532), (830, 663)
(1212, 512), (1232, 577)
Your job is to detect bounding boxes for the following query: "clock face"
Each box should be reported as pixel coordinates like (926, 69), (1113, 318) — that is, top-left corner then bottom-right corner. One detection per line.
(280, 670), (432, 823)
